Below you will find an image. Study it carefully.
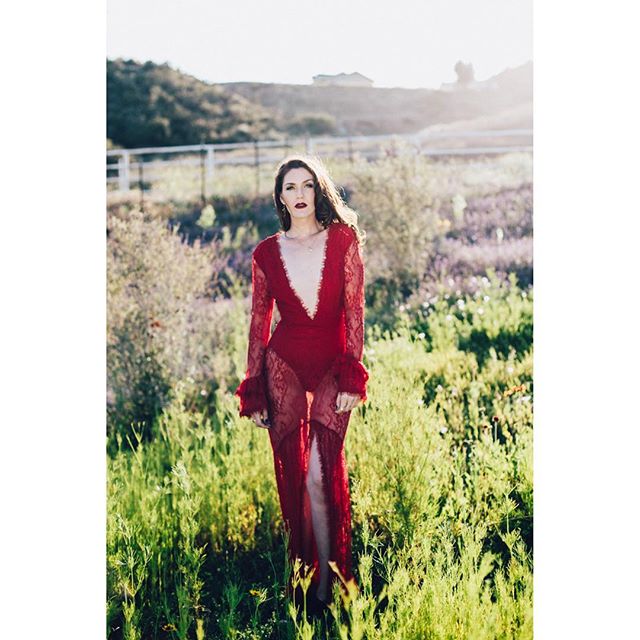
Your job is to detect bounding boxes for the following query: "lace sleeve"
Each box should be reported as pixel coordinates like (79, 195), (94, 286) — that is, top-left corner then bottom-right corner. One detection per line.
(334, 231), (369, 402)
(234, 253), (274, 417)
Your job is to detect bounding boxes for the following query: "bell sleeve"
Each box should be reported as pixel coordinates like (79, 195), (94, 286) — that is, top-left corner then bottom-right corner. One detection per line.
(334, 230), (369, 402)
(234, 251), (274, 417)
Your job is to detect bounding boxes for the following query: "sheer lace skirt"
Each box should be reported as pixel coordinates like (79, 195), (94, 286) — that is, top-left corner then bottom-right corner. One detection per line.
(264, 345), (355, 599)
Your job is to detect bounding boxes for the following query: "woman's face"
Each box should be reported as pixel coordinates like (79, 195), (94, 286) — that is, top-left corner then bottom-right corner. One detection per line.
(280, 167), (316, 221)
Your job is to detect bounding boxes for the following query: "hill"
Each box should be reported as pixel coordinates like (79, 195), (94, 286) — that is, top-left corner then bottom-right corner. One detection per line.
(107, 58), (532, 149)
(419, 102), (533, 135)
(220, 62), (532, 136)
(107, 58), (280, 148)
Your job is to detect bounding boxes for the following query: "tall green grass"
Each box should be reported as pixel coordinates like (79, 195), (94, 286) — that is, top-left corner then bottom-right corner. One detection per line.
(107, 274), (532, 639)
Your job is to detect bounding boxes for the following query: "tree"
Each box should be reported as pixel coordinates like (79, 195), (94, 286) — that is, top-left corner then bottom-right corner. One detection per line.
(454, 60), (475, 86)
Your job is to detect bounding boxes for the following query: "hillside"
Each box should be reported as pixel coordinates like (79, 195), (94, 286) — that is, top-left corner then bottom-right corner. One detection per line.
(107, 58), (532, 148)
(107, 58), (280, 148)
(419, 102), (533, 135)
(221, 62), (532, 136)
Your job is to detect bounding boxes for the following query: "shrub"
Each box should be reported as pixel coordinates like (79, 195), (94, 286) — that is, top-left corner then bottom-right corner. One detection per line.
(107, 208), (241, 446)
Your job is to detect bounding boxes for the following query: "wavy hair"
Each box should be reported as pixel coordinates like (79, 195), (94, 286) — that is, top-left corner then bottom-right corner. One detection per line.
(273, 154), (365, 244)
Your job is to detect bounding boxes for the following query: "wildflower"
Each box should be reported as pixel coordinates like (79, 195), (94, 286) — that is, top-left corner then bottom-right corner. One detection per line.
(450, 387), (458, 396)
(492, 415), (499, 423)
(417, 332), (425, 339)
(507, 366), (514, 374)
(417, 398), (424, 405)
(483, 295), (490, 302)
(477, 307), (484, 315)
(503, 384), (526, 397)
(456, 299), (465, 310)
(200, 389), (207, 396)
(439, 426), (448, 435)
(446, 314), (453, 322)
(436, 384), (444, 392)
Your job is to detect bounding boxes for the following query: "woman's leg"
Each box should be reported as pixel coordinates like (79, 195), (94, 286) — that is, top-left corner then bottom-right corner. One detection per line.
(306, 367), (353, 602)
(306, 433), (331, 601)
(264, 348), (315, 595)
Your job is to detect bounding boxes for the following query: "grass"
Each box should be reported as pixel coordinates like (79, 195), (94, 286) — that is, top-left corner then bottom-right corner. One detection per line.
(107, 150), (532, 205)
(107, 274), (533, 639)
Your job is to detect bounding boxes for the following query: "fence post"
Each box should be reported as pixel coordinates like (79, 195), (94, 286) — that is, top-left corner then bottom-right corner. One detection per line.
(206, 146), (215, 197)
(348, 137), (353, 163)
(118, 151), (130, 192)
(206, 147), (215, 177)
(137, 155), (144, 212)
(254, 140), (260, 197)
(200, 145), (206, 205)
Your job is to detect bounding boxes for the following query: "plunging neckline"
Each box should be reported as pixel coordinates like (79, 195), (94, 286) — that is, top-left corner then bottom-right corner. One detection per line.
(275, 224), (331, 321)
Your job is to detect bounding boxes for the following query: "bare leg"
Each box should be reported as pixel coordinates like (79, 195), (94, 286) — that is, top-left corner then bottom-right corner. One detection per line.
(306, 433), (331, 602)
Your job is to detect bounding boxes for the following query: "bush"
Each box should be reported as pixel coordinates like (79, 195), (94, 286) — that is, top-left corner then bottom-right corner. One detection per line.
(349, 147), (440, 292)
(107, 208), (243, 446)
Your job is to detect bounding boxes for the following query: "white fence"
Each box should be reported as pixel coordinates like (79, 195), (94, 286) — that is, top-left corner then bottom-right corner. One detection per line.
(106, 129), (532, 198)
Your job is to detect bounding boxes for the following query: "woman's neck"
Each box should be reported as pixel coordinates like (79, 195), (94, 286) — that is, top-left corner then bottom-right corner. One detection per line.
(286, 218), (324, 238)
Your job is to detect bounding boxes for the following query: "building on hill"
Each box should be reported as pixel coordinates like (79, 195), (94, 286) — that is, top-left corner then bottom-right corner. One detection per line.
(312, 72), (373, 87)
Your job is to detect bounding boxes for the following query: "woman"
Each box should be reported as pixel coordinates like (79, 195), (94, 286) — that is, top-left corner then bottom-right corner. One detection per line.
(234, 154), (369, 613)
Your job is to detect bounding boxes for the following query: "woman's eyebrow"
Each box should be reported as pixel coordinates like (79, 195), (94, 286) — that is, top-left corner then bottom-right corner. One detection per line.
(284, 179), (314, 186)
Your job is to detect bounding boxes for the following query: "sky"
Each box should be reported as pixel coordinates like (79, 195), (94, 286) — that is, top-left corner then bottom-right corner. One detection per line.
(107, 0), (532, 89)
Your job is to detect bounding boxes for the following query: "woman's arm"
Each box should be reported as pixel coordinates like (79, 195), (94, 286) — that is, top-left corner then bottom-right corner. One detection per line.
(234, 253), (274, 417)
(335, 232), (369, 403)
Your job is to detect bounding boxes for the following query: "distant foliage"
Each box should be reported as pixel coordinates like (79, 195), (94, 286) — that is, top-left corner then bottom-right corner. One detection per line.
(455, 60), (476, 85)
(107, 59), (279, 148)
(285, 112), (338, 136)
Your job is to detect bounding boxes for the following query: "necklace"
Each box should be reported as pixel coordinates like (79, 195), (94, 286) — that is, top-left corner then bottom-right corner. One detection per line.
(283, 227), (326, 252)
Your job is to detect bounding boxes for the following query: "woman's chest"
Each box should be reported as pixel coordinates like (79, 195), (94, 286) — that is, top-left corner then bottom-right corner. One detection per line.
(265, 232), (344, 320)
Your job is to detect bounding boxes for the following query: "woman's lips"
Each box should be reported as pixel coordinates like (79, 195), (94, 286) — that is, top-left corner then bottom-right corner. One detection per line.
(295, 203), (307, 209)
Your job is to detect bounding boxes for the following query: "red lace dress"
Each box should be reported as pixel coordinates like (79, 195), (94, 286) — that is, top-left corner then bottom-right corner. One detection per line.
(234, 221), (368, 600)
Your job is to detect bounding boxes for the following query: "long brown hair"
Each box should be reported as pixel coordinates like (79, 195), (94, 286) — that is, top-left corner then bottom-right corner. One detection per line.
(273, 154), (365, 244)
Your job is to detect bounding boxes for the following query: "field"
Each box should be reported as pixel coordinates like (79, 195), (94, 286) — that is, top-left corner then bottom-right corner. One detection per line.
(107, 150), (533, 639)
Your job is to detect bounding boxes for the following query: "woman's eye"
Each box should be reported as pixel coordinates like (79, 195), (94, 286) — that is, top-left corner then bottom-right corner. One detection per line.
(285, 186), (293, 190)
(305, 183), (314, 188)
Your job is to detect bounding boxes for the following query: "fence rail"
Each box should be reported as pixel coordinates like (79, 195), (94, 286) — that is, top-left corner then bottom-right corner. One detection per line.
(106, 129), (533, 199)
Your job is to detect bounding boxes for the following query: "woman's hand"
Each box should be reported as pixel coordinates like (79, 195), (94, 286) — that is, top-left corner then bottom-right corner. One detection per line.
(251, 409), (271, 429)
(335, 392), (362, 414)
